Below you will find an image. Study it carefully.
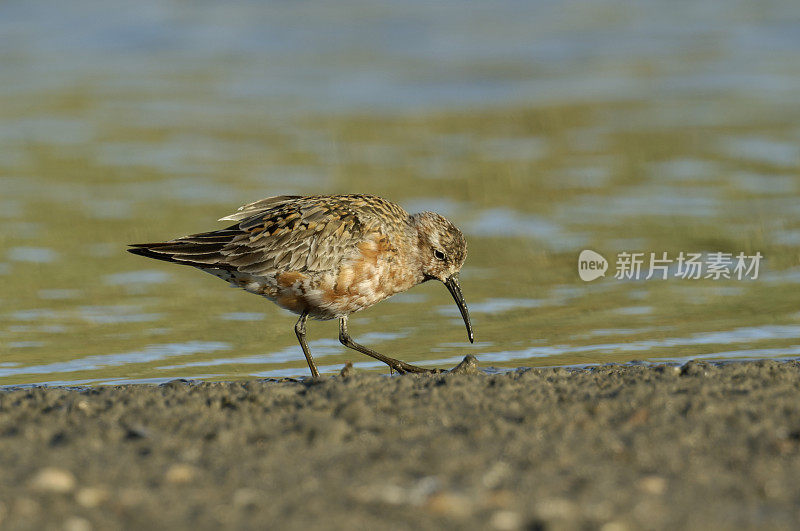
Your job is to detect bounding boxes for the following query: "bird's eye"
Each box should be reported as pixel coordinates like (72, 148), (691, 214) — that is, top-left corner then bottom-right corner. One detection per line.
(434, 249), (446, 261)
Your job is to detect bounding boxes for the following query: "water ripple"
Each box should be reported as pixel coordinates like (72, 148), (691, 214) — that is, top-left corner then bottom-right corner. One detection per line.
(0, 341), (229, 378)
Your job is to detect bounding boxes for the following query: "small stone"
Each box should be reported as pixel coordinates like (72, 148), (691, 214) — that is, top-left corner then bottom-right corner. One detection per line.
(63, 516), (92, 531)
(490, 510), (522, 530)
(123, 425), (149, 440)
(482, 461), (511, 489)
(76, 487), (109, 508)
(638, 475), (667, 495)
(535, 497), (576, 519)
(449, 355), (481, 375)
(161, 379), (192, 390)
(339, 362), (354, 378)
(424, 491), (472, 517)
(180, 447), (202, 462)
(165, 464), (199, 484)
(601, 521), (629, 531)
(30, 467), (76, 493)
(370, 484), (406, 505)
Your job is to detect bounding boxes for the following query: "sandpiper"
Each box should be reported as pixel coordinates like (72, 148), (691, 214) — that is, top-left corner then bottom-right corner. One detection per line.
(128, 194), (473, 377)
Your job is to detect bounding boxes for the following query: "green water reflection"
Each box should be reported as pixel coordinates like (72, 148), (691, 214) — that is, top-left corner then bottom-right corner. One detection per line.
(1, 0), (798, 385)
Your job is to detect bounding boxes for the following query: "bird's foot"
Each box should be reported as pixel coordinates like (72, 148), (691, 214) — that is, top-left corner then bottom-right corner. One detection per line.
(387, 360), (441, 374)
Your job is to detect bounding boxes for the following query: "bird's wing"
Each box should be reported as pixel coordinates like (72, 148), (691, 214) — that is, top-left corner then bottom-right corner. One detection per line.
(128, 195), (381, 276)
(217, 195), (302, 222)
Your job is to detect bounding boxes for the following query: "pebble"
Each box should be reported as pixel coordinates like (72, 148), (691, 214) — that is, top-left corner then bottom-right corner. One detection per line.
(76, 487), (109, 508)
(165, 463), (200, 484)
(30, 467), (76, 493)
(600, 521), (629, 531)
(489, 510), (522, 530)
(339, 362), (354, 378)
(535, 497), (576, 519)
(637, 475), (667, 495)
(63, 516), (92, 531)
(449, 355), (481, 375)
(424, 491), (472, 517)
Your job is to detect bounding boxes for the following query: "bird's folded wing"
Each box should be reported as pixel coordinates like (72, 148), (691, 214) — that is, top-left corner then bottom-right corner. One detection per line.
(130, 196), (373, 276)
(217, 195), (302, 222)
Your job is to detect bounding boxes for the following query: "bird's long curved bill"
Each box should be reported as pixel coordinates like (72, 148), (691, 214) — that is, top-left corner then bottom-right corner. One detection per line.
(444, 274), (474, 343)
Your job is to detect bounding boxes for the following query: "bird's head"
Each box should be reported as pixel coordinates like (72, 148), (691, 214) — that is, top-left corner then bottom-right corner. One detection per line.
(411, 211), (473, 343)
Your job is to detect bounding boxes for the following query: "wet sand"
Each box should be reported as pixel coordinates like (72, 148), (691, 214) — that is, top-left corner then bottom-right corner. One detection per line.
(1, 359), (800, 530)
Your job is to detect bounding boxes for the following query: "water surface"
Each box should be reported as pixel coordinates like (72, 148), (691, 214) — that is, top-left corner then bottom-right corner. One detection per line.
(1, 0), (799, 385)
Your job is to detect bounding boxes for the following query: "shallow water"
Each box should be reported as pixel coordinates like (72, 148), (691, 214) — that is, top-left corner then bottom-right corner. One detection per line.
(1, 0), (799, 385)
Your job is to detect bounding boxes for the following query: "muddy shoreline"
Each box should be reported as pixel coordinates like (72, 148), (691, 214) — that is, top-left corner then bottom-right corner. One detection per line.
(1, 360), (799, 530)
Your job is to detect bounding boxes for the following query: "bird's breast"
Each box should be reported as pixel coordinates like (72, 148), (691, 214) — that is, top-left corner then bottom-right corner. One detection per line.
(302, 232), (421, 319)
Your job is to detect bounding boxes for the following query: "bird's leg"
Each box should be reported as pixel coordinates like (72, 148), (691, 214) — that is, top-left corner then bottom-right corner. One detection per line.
(295, 311), (320, 378)
(338, 317), (433, 374)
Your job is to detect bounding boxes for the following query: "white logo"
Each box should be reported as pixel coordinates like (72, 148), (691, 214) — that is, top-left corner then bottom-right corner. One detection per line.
(578, 250), (608, 281)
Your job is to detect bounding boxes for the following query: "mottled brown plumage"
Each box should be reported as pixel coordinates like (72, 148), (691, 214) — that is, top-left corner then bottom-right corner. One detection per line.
(128, 194), (473, 376)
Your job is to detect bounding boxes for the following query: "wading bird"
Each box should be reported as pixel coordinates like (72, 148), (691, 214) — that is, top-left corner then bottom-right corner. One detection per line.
(128, 194), (473, 377)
